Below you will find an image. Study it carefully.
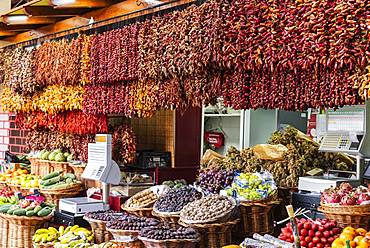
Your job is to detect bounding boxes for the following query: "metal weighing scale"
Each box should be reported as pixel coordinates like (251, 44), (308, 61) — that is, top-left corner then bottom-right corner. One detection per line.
(298, 101), (370, 193)
(59, 134), (121, 215)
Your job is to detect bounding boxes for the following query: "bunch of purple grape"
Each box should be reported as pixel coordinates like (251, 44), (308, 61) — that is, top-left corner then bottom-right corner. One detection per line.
(196, 169), (234, 194)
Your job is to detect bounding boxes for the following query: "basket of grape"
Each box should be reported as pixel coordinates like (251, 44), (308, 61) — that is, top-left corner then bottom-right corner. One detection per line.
(223, 172), (280, 236)
(84, 211), (125, 244)
(106, 215), (160, 244)
(138, 224), (200, 248)
(152, 186), (202, 225)
(318, 183), (370, 229)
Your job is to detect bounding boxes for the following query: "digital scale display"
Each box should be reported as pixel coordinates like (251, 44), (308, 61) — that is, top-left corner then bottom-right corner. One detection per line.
(327, 109), (365, 133)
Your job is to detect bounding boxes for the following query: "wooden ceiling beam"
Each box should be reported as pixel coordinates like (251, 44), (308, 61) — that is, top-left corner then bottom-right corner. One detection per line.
(2, 16), (59, 25)
(24, 6), (87, 17)
(0, 22), (43, 30)
(0, 30), (18, 36)
(50, 0), (115, 9)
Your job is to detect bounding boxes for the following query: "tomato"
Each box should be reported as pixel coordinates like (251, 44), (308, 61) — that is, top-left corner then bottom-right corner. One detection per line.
(318, 226), (325, 232)
(312, 224), (319, 231)
(300, 240), (307, 247)
(327, 237), (334, 244)
(320, 237), (327, 244)
(315, 231), (323, 238)
(308, 242), (315, 248)
(298, 222), (304, 230)
(313, 237), (320, 244)
(332, 228), (341, 235)
(316, 243), (324, 248)
(309, 230), (315, 237)
(304, 223), (312, 230)
(301, 229), (308, 236)
(323, 231), (330, 238)
(305, 236), (312, 243)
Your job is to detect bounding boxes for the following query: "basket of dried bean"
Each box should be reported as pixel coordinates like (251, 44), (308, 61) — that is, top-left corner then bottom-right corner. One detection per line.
(179, 195), (237, 225)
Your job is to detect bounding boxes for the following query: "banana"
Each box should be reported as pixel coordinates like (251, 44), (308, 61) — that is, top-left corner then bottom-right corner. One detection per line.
(70, 225), (79, 232)
(35, 228), (49, 235)
(64, 226), (72, 234)
(48, 226), (58, 234)
(34, 234), (43, 243)
(41, 233), (48, 243)
(59, 225), (65, 236)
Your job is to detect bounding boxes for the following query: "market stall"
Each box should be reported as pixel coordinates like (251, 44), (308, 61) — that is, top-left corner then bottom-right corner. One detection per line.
(0, 0), (369, 247)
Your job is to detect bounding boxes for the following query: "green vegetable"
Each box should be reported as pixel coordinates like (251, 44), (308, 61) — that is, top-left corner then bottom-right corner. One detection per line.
(25, 205), (35, 211)
(66, 178), (73, 184)
(7, 206), (19, 215)
(49, 183), (69, 190)
(42, 171), (61, 181)
(0, 205), (12, 213)
(13, 209), (26, 216)
(26, 210), (36, 217)
(34, 205), (42, 213)
(55, 153), (66, 162)
(48, 151), (57, 161)
(37, 207), (52, 217)
(41, 151), (50, 160)
(42, 176), (62, 186)
(64, 173), (76, 180)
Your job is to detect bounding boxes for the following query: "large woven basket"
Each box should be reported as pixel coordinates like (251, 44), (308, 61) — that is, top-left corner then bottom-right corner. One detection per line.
(105, 240), (145, 248)
(0, 215), (9, 247)
(33, 160), (74, 178)
(40, 184), (83, 207)
(83, 217), (112, 244)
(152, 210), (179, 227)
(68, 163), (85, 181)
(37, 160), (53, 177)
(106, 228), (141, 242)
(238, 198), (281, 237)
(138, 236), (199, 248)
(179, 219), (239, 248)
(0, 213), (52, 248)
(122, 205), (154, 218)
(319, 204), (370, 229)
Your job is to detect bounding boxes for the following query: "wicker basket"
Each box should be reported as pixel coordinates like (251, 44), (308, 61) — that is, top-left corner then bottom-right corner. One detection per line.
(318, 204), (370, 229)
(238, 198), (281, 237)
(106, 228), (141, 242)
(105, 240), (145, 248)
(37, 160), (53, 177)
(0, 215), (9, 247)
(32, 243), (54, 248)
(40, 184), (82, 207)
(179, 219), (239, 248)
(122, 205), (154, 218)
(152, 210), (180, 226)
(138, 236), (199, 248)
(0, 213), (52, 248)
(29, 158), (40, 175)
(68, 163), (85, 181)
(48, 161), (74, 175)
(84, 217), (112, 244)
